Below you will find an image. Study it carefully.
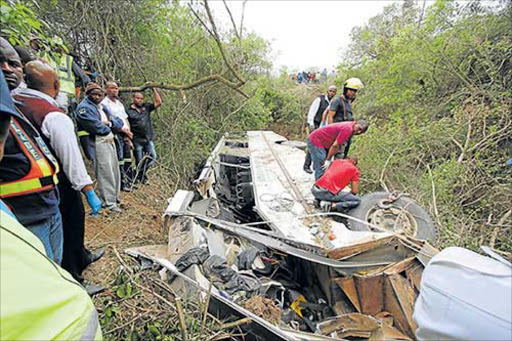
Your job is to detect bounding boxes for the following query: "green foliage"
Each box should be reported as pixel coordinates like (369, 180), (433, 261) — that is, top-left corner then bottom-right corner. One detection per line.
(23, 0), (276, 187)
(340, 0), (512, 252)
(0, 0), (49, 46)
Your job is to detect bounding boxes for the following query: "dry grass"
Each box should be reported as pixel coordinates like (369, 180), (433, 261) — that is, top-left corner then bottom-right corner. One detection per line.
(83, 175), (169, 287)
(80, 174), (241, 340)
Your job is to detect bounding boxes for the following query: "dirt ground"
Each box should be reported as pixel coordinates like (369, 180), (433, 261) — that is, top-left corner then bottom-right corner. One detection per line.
(82, 175), (171, 287)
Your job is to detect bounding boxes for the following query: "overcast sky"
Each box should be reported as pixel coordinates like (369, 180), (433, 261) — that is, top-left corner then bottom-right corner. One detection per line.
(209, 0), (400, 72)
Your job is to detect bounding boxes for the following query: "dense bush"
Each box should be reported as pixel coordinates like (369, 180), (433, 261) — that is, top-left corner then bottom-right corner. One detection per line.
(337, 0), (512, 252)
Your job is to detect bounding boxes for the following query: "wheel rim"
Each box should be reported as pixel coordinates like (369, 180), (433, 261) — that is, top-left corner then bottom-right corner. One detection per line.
(365, 205), (418, 237)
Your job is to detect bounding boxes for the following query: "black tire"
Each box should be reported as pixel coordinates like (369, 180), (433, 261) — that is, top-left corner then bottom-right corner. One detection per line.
(347, 192), (436, 242)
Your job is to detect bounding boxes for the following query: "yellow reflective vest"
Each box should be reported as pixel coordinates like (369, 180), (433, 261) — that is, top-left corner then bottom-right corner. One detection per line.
(0, 203), (102, 340)
(41, 52), (76, 96)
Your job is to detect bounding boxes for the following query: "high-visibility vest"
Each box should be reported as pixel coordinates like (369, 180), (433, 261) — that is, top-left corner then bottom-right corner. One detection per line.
(0, 203), (102, 340)
(0, 116), (59, 198)
(41, 52), (76, 96)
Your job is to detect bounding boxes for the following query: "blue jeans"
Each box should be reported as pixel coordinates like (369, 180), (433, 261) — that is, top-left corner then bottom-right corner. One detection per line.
(134, 139), (157, 182)
(307, 138), (328, 180)
(26, 210), (63, 264)
(311, 185), (361, 210)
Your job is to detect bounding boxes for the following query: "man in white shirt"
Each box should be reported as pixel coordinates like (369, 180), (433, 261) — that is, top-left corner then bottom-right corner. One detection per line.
(304, 85), (337, 174)
(14, 61), (105, 284)
(101, 81), (133, 192)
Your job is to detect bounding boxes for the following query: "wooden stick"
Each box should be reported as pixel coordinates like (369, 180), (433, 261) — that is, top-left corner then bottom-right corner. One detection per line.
(199, 279), (213, 339)
(175, 297), (188, 341)
(214, 317), (252, 331)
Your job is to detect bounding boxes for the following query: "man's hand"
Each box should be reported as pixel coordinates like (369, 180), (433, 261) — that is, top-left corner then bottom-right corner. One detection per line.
(84, 188), (102, 216)
(306, 125), (315, 136)
(121, 127), (133, 139)
(322, 159), (331, 171)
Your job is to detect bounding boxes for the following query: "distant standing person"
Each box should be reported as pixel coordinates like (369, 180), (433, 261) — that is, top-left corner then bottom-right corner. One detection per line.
(303, 85), (337, 174)
(127, 89), (162, 184)
(76, 83), (126, 212)
(307, 120), (369, 180)
(101, 81), (134, 192)
(323, 77), (364, 158)
(312, 156), (361, 212)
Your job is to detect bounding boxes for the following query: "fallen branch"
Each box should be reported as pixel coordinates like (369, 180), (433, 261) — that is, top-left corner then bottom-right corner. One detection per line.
(213, 317), (252, 331)
(199, 280), (213, 340)
(176, 297), (188, 341)
(119, 76), (249, 99)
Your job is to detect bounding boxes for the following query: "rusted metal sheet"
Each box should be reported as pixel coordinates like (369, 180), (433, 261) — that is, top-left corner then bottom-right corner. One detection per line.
(327, 236), (395, 260)
(335, 277), (361, 312)
(383, 257), (417, 275)
(405, 262), (423, 291)
(389, 275), (417, 333)
(354, 275), (384, 316)
(317, 313), (411, 340)
(335, 274), (384, 316)
(318, 313), (380, 336)
(381, 324), (411, 340)
(383, 274), (418, 338)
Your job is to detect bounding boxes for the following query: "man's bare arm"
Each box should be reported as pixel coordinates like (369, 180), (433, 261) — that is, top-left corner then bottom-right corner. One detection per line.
(326, 140), (340, 160)
(153, 88), (162, 109)
(351, 181), (359, 195)
(327, 110), (336, 125)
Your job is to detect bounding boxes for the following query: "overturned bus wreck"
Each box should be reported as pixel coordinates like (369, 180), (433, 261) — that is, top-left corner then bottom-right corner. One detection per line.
(127, 131), (440, 341)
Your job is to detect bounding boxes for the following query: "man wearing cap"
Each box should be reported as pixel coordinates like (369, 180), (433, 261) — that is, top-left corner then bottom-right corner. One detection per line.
(76, 82), (126, 212)
(303, 85), (337, 174)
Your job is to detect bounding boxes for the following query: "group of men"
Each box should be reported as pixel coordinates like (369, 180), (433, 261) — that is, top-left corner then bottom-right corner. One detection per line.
(303, 78), (369, 212)
(0, 37), (109, 339)
(0, 36), (162, 288)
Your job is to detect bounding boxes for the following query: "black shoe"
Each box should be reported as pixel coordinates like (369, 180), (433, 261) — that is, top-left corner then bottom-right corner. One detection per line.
(303, 166), (313, 174)
(84, 282), (106, 296)
(85, 248), (105, 266)
(121, 184), (132, 192)
(314, 199), (321, 208)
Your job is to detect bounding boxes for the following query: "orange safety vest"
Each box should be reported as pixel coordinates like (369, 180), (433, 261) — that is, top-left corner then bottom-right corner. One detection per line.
(0, 116), (59, 198)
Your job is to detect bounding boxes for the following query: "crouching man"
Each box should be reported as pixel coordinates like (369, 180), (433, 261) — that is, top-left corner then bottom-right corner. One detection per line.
(311, 156), (361, 212)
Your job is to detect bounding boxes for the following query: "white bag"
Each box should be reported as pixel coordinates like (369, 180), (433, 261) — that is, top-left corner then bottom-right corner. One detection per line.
(414, 246), (512, 340)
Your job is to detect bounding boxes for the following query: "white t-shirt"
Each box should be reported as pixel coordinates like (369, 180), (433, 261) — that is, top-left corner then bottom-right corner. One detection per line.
(96, 106), (115, 143)
(101, 97), (129, 130)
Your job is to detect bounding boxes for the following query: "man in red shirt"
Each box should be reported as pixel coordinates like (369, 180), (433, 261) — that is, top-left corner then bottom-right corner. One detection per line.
(307, 119), (368, 180)
(311, 156), (361, 211)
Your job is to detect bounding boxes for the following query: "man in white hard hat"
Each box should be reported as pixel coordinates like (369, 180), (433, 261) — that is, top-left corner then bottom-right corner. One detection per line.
(322, 77), (364, 158)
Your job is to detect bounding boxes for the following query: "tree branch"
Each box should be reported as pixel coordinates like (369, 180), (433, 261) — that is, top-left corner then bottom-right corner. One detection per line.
(118, 76), (249, 99)
(202, 0), (245, 85)
(240, 0), (248, 40)
(222, 0), (240, 41)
